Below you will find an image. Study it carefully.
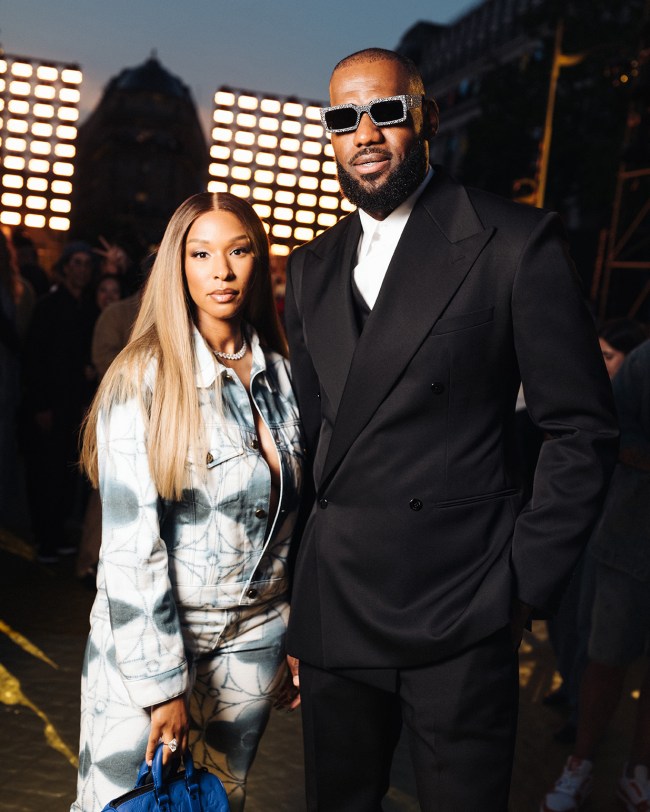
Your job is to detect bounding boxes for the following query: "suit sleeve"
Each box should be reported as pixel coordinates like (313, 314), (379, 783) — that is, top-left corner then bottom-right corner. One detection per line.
(97, 396), (188, 707)
(510, 212), (619, 614)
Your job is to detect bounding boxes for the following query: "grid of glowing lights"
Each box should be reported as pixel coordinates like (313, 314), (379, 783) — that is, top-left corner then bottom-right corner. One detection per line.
(0, 56), (82, 231)
(209, 89), (355, 256)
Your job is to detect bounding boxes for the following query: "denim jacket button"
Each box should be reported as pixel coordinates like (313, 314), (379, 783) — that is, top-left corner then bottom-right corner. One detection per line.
(246, 587), (258, 599)
(255, 508), (267, 519)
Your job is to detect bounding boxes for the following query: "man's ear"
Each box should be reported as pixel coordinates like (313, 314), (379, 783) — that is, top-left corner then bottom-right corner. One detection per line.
(423, 97), (439, 140)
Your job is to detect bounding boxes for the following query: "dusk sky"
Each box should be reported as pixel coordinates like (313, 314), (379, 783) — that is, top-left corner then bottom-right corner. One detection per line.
(1, 0), (478, 134)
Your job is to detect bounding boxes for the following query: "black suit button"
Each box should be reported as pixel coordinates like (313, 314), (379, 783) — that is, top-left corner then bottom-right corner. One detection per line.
(316, 392), (321, 399)
(319, 498), (328, 509)
(409, 498), (423, 511)
(431, 382), (445, 394)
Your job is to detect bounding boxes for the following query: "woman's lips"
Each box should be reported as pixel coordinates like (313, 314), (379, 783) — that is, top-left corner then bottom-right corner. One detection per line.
(209, 289), (237, 303)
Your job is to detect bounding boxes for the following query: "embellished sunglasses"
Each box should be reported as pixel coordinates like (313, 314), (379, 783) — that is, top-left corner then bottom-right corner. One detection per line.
(320, 94), (423, 134)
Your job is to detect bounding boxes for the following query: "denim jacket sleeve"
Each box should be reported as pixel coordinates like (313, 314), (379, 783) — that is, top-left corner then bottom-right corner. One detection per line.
(97, 396), (189, 708)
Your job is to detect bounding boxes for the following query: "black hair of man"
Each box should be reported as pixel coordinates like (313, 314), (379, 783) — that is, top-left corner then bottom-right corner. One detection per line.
(331, 48), (425, 95)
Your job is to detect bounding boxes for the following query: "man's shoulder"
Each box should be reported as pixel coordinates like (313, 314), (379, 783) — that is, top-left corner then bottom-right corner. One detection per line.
(464, 184), (551, 233)
(289, 211), (357, 264)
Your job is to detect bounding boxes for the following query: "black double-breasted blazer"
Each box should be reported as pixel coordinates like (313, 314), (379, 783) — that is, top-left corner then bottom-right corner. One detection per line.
(284, 167), (618, 669)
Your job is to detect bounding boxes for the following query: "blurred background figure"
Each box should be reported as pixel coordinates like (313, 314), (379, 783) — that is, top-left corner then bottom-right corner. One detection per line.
(542, 336), (650, 812)
(22, 241), (98, 563)
(544, 318), (648, 746)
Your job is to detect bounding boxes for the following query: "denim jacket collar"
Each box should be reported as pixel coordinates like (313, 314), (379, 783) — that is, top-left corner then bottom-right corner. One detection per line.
(192, 324), (269, 390)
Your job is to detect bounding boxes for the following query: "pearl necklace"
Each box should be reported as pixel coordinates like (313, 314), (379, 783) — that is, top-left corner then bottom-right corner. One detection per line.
(213, 336), (248, 361)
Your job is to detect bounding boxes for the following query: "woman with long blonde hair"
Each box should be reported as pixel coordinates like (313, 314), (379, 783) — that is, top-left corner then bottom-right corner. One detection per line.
(72, 193), (303, 812)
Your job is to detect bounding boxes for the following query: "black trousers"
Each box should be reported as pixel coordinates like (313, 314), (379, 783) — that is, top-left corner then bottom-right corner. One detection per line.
(299, 626), (519, 812)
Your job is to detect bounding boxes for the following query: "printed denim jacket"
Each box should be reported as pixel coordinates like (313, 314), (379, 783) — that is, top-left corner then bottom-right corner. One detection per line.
(91, 327), (304, 706)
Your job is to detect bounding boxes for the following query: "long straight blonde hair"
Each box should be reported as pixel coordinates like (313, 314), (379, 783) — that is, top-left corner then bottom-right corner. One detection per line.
(80, 192), (287, 501)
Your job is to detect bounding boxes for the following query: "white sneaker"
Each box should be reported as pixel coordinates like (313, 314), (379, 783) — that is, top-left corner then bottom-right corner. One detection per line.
(617, 764), (650, 811)
(540, 756), (594, 812)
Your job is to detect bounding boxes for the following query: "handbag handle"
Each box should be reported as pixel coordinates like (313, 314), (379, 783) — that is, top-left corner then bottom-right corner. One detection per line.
(149, 744), (202, 812)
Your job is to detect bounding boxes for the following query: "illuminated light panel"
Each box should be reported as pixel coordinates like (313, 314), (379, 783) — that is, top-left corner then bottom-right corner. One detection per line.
(320, 195), (339, 210)
(6, 137), (27, 152)
(8, 100), (29, 115)
(25, 213), (46, 228)
(274, 207), (293, 221)
(254, 170), (275, 184)
(61, 69), (82, 83)
(233, 148), (253, 163)
(271, 244), (290, 256)
(283, 102), (303, 117)
(300, 158), (320, 173)
(277, 173), (297, 187)
(26, 195), (47, 210)
(58, 107), (79, 121)
(49, 216), (71, 230)
(231, 166), (252, 180)
(2, 192), (23, 207)
(236, 113), (256, 128)
(33, 103), (55, 117)
(281, 120), (301, 134)
(298, 176), (319, 190)
(53, 161), (74, 176)
(59, 87), (80, 103)
(4, 156), (25, 170)
(55, 143), (76, 158)
(294, 227), (314, 241)
(263, 222), (270, 234)
(32, 122), (53, 137)
(258, 134), (277, 148)
(207, 180), (228, 193)
(275, 191), (295, 204)
(296, 210), (316, 224)
(56, 125), (77, 139)
(0, 81), (4, 92)
(214, 109), (234, 124)
(280, 137), (300, 152)
(11, 62), (33, 78)
(29, 158), (50, 173)
(37, 66), (58, 81)
(305, 105), (321, 120)
(26, 177), (48, 191)
(323, 161), (337, 175)
(209, 163), (229, 177)
(324, 143), (335, 157)
(253, 187), (273, 201)
(51, 180), (72, 194)
(256, 153), (275, 166)
(235, 131), (255, 146)
(50, 198), (71, 213)
(303, 141), (322, 155)
(7, 119), (29, 133)
(212, 127), (232, 141)
(0, 211), (21, 225)
(230, 183), (250, 197)
(238, 95), (258, 110)
(2, 175), (24, 189)
(260, 117), (280, 132)
(35, 84), (56, 99)
(261, 99), (281, 114)
(210, 145), (230, 160)
(321, 179), (339, 193)
(304, 123), (324, 138)
(278, 155), (298, 170)
(31, 141), (52, 155)
(10, 81), (31, 95)
(272, 224), (292, 238)
(253, 203), (272, 218)
(318, 213), (337, 227)
(297, 193), (317, 207)
(215, 91), (235, 106)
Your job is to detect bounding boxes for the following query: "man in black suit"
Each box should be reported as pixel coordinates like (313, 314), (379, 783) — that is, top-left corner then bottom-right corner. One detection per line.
(284, 48), (618, 811)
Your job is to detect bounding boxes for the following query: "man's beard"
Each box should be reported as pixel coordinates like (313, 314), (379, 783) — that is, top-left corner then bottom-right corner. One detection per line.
(336, 137), (428, 216)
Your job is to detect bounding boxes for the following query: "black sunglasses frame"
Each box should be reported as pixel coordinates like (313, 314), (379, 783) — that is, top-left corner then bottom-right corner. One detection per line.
(320, 94), (423, 134)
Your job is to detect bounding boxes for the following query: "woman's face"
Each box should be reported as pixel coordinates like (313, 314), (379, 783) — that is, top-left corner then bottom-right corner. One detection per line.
(96, 276), (121, 311)
(184, 209), (256, 333)
(599, 338), (626, 379)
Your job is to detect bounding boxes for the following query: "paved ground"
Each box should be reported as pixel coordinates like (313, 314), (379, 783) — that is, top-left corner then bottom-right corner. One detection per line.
(0, 523), (644, 811)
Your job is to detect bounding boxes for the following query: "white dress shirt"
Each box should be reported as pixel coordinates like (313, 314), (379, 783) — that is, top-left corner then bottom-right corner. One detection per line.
(353, 167), (434, 309)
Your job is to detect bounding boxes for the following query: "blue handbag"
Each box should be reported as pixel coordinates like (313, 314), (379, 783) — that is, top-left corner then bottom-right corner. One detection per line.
(101, 744), (230, 812)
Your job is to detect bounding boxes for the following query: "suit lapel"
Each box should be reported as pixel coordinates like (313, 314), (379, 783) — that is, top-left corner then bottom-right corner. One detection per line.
(300, 214), (361, 414)
(320, 170), (494, 489)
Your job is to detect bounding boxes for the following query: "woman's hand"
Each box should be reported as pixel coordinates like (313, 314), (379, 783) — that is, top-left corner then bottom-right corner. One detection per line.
(274, 655), (301, 711)
(147, 695), (189, 766)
